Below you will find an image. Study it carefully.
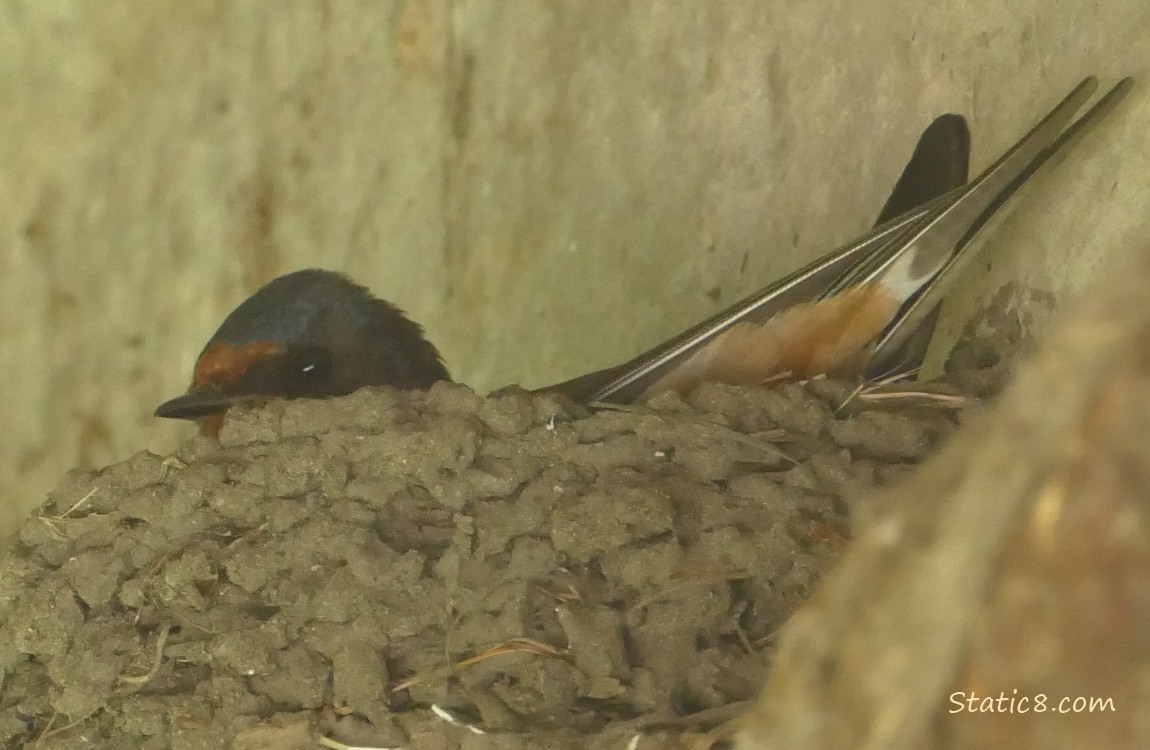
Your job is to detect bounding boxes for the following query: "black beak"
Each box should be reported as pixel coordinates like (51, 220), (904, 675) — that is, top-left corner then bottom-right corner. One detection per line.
(154, 389), (261, 420)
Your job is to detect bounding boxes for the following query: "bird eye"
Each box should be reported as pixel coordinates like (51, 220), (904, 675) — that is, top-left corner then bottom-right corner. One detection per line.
(290, 345), (332, 381)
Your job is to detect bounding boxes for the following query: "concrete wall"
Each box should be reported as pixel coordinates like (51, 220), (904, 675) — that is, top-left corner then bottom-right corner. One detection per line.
(1, 0), (1148, 541)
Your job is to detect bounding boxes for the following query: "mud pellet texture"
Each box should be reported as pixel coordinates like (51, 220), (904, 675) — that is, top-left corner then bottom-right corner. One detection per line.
(0, 357), (1002, 748)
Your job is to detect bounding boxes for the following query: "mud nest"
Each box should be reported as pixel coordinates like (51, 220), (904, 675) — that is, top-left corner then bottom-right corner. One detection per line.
(0, 334), (1012, 749)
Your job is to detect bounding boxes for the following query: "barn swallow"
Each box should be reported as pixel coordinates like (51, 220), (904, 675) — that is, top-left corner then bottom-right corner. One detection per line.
(156, 76), (1131, 436)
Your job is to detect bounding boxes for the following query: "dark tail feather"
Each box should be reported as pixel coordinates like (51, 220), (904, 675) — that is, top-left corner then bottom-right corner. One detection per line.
(875, 113), (971, 225)
(865, 113), (971, 378)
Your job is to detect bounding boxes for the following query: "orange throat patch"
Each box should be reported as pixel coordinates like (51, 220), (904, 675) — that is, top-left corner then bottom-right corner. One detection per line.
(189, 340), (283, 438)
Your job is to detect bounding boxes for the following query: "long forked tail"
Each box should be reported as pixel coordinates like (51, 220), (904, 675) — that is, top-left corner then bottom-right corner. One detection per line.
(859, 77), (1133, 378)
(542, 76), (1132, 405)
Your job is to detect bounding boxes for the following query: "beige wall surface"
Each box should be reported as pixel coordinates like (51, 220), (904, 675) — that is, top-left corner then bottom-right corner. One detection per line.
(1, 0), (1148, 541)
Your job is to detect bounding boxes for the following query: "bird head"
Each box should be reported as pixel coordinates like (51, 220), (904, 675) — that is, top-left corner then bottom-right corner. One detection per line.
(155, 269), (450, 436)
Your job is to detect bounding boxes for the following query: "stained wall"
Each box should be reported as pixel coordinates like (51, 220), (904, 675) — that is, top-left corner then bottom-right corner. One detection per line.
(1, 0), (1148, 542)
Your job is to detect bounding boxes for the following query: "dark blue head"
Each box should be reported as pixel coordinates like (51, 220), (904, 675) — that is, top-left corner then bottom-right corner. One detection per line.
(155, 269), (450, 433)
